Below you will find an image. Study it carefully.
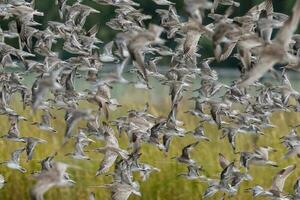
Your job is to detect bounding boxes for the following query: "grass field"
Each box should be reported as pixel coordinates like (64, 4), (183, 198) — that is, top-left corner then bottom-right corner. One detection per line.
(0, 82), (300, 200)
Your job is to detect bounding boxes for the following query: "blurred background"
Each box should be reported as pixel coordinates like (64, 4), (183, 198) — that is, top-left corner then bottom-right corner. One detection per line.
(1, 0), (299, 67)
(31, 0), (298, 40)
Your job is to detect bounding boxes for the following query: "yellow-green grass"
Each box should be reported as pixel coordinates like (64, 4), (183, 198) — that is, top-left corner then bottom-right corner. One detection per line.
(0, 90), (300, 200)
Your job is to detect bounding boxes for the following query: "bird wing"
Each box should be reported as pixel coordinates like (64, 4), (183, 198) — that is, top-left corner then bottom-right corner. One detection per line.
(188, 165), (200, 177)
(97, 151), (118, 175)
(275, 0), (300, 49)
(65, 116), (76, 139)
(103, 124), (119, 147)
(294, 178), (300, 194)
(254, 147), (270, 160)
(218, 153), (231, 169)
(246, 0), (269, 18)
(271, 164), (296, 192)
(259, 0), (274, 42)
(183, 31), (201, 57)
(219, 42), (237, 61)
(89, 192), (96, 200)
(153, 0), (174, 6)
(74, 142), (86, 156)
(182, 141), (199, 159)
(162, 134), (172, 152)
(238, 51), (278, 87)
(42, 112), (51, 126)
(26, 140), (38, 161)
(30, 181), (55, 200)
(65, 68), (76, 92)
(220, 162), (235, 184)
(8, 123), (20, 137)
(111, 185), (132, 200)
(54, 162), (69, 179)
(195, 126), (204, 135)
(195, 100), (205, 113)
(12, 148), (24, 163)
(104, 41), (114, 55)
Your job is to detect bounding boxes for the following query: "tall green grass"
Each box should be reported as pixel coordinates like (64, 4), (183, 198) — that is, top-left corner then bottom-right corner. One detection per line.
(0, 91), (300, 200)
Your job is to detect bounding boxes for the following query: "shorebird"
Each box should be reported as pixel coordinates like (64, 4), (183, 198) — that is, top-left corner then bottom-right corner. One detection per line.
(30, 162), (76, 200)
(280, 127), (300, 159)
(245, 185), (273, 198)
(64, 109), (91, 140)
(65, 129), (95, 160)
(95, 122), (128, 176)
(95, 61), (128, 86)
(172, 141), (199, 165)
(218, 153), (252, 189)
(294, 177), (300, 199)
(66, 141), (91, 160)
(153, 0), (174, 6)
(211, 0), (240, 14)
(246, 164), (296, 199)
(0, 118), (25, 142)
(0, 147), (26, 173)
(178, 164), (205, 180)
(23, 137), (47, 161)
(100, 181), (141, 200)
(185, 98), (212, 122)
(100, 41), (118, 62)
(37, 153), (57, 173)
(256, 1), (275, 43)
(135, 163), (160, 181)
(128, 24), (164, 84)
(187, 125), (210, 141)
(32, 112), (57, 133)
(31, 67), (65, 111)
(184, 0), (213, 23)
(220, 127), (241, 152)
(86, 84), (120, 119)
(240, 146), (278, 170)
(203, 162), (238, 198)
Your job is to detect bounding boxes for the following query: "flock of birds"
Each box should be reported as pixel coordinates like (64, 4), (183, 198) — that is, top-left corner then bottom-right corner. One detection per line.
(1, 0), (300, 199)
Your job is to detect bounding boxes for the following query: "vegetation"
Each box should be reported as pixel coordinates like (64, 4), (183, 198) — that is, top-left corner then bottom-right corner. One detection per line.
(1, 0), (300, 199)
(0, 83), (300, 200)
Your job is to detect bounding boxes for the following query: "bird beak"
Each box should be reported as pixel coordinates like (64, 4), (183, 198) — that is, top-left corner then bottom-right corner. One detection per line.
(87, 138), (96, 143)
(88, 185), (107, 188)
(133, 191), (142, 196)
(265, 191), (274, 196)
(90, 139), (96, 143)
(69, 179), (76, 185)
